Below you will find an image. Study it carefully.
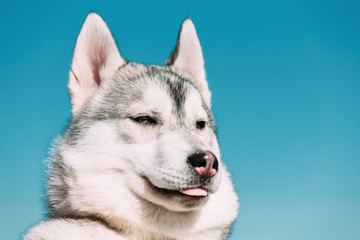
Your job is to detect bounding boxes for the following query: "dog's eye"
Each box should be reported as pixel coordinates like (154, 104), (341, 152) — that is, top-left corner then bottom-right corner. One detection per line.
(196, 120), (206, 130)
(133, 116), (157, 125)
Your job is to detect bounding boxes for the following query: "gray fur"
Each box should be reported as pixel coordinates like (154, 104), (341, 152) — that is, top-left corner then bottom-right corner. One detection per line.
(63, 63), (215, 147)
(47, 62), (219, 219)
(25, 13), (238, 240)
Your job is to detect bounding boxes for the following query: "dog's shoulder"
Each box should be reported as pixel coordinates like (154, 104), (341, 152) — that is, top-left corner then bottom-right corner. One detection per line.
(24, 218), (125, 240)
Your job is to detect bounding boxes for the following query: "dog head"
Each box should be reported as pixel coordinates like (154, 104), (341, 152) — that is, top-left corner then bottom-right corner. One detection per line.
(49, 13), (227, 222)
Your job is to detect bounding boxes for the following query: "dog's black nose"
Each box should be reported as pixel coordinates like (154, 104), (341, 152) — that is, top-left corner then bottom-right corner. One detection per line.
(187, 151), (218, 178)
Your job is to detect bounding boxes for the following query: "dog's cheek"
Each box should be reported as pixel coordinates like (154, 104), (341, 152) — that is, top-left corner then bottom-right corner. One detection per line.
(117, 120), (160, 144)
(209, 133), (221, 158)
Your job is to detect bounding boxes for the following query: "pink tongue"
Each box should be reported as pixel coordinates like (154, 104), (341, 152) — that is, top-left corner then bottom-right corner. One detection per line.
(179, 188), (208, 196)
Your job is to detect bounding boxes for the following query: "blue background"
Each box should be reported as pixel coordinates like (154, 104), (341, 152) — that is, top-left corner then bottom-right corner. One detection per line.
(0, 0), (359, 239)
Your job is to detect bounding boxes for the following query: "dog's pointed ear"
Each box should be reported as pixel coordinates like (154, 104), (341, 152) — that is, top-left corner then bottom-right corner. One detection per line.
(165, 19), (211, 107)
(68, 13), (125, 116)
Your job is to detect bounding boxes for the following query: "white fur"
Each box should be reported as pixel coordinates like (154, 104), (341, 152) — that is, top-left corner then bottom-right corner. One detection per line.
(136, 85), (173, 123)
(25, 219), (125, 240)
(33, 121), (238, 239)
(25, 13), (238, 240)
(184, 88), (208, 126)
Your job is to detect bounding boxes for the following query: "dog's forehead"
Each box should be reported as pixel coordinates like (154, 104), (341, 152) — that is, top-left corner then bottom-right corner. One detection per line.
(140, 82), (206, 121)
(113, 64), (202, 114)
(88, 63), (216, 131)
(141, 85), (173, 117)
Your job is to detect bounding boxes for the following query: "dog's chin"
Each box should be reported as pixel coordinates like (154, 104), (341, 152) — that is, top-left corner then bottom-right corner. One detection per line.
(140, 176), (210, 211)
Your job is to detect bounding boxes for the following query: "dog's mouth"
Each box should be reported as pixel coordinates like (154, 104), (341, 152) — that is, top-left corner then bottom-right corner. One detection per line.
(141, 176), (209, 198)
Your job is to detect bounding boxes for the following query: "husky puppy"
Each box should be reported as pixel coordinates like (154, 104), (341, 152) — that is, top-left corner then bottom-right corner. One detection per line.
(25, 13), (238, 240)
